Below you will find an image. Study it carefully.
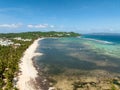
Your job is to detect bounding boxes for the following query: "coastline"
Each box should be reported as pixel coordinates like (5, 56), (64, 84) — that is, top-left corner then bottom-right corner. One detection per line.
(17, 38), (44, 90)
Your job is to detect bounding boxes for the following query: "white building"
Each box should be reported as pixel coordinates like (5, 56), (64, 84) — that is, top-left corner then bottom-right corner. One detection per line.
(0, 39), (14, 46)
(14, 37), (32, 41)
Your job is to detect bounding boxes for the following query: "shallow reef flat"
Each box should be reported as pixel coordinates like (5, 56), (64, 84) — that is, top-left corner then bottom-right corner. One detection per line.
(35, 37), (120, 90)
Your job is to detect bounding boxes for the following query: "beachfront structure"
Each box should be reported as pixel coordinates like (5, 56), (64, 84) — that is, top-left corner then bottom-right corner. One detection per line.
(14, 37), (32, 41)
(0, 38), (21, 47)
(0, 39), (14, 46)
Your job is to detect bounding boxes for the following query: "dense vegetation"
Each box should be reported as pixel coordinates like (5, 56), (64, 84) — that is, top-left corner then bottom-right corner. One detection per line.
(0, 31), (80, 90)
(0, 31), (80, 39)
(0, 40), (33, 90)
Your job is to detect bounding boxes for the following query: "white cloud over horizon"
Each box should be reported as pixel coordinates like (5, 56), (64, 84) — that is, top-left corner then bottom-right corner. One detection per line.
(0, 23), (119, 34)
(27, 24), (55, 28)
(0, 23), (22, 28)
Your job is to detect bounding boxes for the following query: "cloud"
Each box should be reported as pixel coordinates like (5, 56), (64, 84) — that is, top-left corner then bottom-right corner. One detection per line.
(50, 25), (55, 28)
(27, 24), (54, 28)
(0, 23), (22, 28)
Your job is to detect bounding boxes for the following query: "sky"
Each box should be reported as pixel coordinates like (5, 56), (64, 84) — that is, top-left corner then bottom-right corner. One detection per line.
(0, 0), (120, 33)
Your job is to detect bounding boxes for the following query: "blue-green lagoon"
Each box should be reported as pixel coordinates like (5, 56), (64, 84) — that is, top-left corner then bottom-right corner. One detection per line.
(34, 35), (120, 90)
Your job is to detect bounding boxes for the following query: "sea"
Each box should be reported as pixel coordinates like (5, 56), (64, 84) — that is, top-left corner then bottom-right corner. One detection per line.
(34, 34), (120, 80)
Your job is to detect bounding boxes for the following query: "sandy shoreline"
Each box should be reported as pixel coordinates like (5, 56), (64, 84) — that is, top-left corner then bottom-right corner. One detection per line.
(17, 38), (44, 90)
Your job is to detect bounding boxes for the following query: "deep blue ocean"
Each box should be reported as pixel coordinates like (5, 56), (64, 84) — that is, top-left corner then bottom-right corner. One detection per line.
(83, 34), (120, 43)
(35, 34), (120, 77)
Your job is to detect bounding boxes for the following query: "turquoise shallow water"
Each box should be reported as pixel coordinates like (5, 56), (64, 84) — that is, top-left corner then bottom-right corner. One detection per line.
(35, 36), (120, 76)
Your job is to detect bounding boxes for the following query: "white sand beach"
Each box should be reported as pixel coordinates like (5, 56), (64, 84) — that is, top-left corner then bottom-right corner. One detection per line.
(17, 38), (43, 90)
